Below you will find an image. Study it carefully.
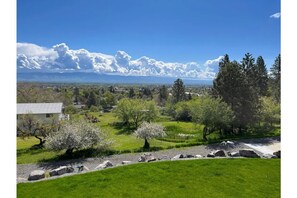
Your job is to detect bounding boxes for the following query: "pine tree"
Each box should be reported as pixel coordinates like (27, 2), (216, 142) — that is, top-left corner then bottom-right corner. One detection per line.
(255, 56), (269, 96)
(213, 56), (258, 132)
(158, 85), (168, 106)
(172, 78), (186, 104)
(270, 54), (281, 102)
(86, 91), (97, 108)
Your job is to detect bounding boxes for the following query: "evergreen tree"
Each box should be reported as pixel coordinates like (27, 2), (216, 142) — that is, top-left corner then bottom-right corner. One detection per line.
(172, 78), (186, 104)
(86, 91), (97, 108)
(73, 87), (80, 104)
(255, 56), (269, 96)
(269, 54), (281, 103)
(158, 85), (168, 106)
(128, 88), (135, 98)
(213, 57), (258, 132)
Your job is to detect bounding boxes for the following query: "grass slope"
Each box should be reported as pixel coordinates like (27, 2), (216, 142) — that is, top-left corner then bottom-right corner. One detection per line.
(17, 159), (280, 198)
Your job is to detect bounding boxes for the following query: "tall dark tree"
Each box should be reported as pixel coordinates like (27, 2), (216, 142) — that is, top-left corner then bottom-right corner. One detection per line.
(255, 56), (269, 96)
(213, 57), (258, 132)
(219, 54), (230, 68)
(269, 54), (281, 103)
(73, 87), (80, 104)
(172, 78), (186, 104)
(158, 85), (168, 106)
(86, 91), (97, 108)
(128, 88), (135, 98)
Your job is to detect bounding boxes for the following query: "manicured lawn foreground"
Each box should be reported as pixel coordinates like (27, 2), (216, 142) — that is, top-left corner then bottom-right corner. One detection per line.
(17, 159), (280, 198)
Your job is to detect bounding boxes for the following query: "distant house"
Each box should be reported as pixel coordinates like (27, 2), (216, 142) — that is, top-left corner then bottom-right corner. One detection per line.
(17, 103), (68, 121)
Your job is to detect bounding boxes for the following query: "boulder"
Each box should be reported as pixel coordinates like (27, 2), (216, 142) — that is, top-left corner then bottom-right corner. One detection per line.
(185, 154), (195, 158)
(158, 155), (170, 160)
(77, 165), (89, 172)
(195, 154), (203, 158)
(273, 150), (281, 158)
(147, 155), (157, 162)
(262, 154), (274, 159)
(228, 151), (240, 157)
(28, 170), (45, 181)
(239, 149), (260, 158)
(138, 155), (146, 162)
(95, 160), (113, 169)
(207, 153), (215, 158)
(49, 166), (74, 177)
(138, 153), (157, 162)
(171, 154), (186, 160)
(122, 161), (133, 165)
(213, 150), (226, 157)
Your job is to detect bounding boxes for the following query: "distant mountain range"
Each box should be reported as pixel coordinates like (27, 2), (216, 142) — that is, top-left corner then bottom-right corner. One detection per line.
(17, 72), (213, 85)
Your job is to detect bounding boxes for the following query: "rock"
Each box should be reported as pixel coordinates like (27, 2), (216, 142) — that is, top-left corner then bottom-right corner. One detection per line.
(195, 154), (203, 158)
(273, 150), (281, 158)
(122, 161), (132, 165)
(49, 166), (74, 177)
(239, 149), (260, 158)
(207, 153), (215, 158)
(185, 154), (195, 158)
(147, 155), (157, 162)
(229, 151), (240, 157)
(28, 170), (45, 181)
(171, 154), (185, 160)
(262, 154), (273, 159)
(271, 155), (279, 159)
(220, 141), (235, 148)
(138, 153), (157, 162)
(77, 165), (89, 172)
(138, 155), (146, 162)
(213, 150), (226, 157)
(158, 155), (170, 160)
(95, 160), (113, 169)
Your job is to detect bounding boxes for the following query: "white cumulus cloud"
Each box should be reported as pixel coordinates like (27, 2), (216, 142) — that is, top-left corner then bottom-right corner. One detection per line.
(17, 42), (222, 79)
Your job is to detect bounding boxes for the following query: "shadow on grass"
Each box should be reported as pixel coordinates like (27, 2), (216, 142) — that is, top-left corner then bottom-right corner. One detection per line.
(110, 122), (136, 135)
(37, 148), (117, 168)
(17, 144), (46, 157)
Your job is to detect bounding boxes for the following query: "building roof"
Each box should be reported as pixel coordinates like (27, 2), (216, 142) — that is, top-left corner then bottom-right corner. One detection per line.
(17, 103), (63, 115)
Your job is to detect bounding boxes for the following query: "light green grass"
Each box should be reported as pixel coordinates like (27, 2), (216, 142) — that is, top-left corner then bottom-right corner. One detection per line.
(17, 137), (63, 164)
(17, 159), (280, 198)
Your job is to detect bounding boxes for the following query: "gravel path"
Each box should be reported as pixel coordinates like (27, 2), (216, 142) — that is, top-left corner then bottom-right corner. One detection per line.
(17, 137), (280, 183)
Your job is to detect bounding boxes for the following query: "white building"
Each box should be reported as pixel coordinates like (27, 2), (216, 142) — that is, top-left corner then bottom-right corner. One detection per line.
(17, 103), (67, 121)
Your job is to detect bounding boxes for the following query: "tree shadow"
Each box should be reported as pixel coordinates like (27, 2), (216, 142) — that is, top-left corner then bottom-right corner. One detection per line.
(110, 122), (136, 135)
(17, 145), (46, 157)
(36, 148), (117, 168)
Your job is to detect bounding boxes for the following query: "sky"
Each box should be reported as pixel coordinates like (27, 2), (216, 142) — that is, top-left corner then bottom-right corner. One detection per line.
(17, 0), (280, 78)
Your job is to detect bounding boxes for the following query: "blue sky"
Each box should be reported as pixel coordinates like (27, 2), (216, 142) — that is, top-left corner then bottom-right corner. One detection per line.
(17, 0), (280, 72)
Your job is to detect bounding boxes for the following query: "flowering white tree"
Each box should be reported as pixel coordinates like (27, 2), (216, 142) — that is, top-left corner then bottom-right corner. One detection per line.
(134, 122), (166, 149)
(45, 121), (108, 155)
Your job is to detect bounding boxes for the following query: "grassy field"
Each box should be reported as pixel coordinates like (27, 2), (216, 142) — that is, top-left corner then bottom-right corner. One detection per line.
(17, 159), (280, 198)
(17, 112), (280, 164)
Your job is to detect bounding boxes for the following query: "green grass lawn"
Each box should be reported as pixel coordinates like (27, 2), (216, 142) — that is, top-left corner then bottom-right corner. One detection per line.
(17, 159), (280, 198)
(17, 112), (281, 164)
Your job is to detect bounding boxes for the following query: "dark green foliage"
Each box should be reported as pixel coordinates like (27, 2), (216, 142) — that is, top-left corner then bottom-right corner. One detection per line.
(213, 56), (258, 131)
(190, 97), (234, 140)
(158, 85), (169, 106)
(269, 54), (281, 103)
(172, 78), (186, 104)
(255, 56), (269, 96)
(174, 101), (192, 121)
(86, 91), (97, 108)
(73, 87), (80, 104)
(128, 87), (135, 98)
